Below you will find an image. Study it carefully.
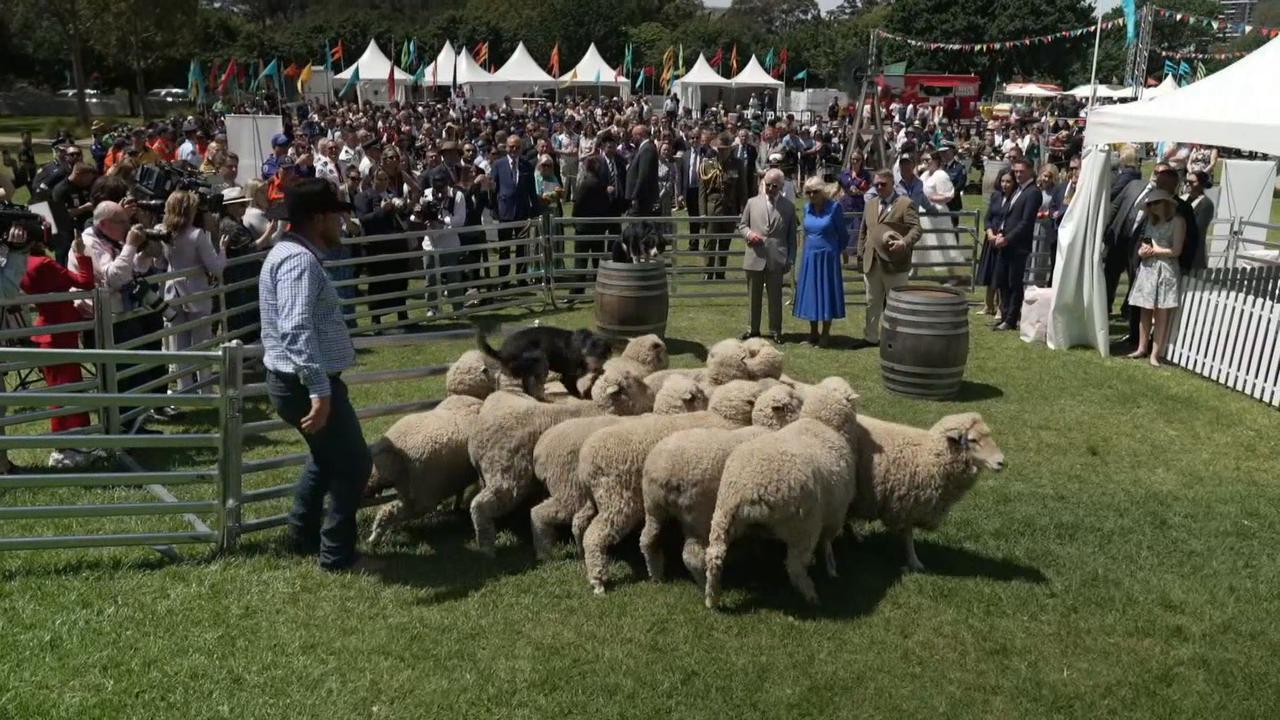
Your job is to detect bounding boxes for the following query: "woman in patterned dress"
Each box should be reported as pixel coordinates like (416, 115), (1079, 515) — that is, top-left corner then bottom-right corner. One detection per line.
(1126, 189), (1185, 368)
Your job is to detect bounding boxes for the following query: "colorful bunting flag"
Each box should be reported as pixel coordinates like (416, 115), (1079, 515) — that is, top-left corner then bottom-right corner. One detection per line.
(330, 40), (345, 71)
(187, 59), (205, 102)
(730, 44), (739, 76)
(217, 59), (238, 96)
(297, 64), (313, 95)
(549, 42), (561, 77)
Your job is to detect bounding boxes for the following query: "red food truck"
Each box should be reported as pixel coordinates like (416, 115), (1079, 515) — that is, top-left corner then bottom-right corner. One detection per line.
(875, 71), (982, 119)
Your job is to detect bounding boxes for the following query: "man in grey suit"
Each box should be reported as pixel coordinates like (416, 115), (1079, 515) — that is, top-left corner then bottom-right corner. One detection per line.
(737, 168), (797, 343)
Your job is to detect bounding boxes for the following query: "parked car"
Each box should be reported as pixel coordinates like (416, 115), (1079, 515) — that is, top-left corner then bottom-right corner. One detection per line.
(147, 88), (188, 101)
(56, 88), (105, 101)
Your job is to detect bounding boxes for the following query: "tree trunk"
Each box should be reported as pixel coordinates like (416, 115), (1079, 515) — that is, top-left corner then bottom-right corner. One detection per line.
(135, 63), (150, 122)
(69, 26), (91, 129)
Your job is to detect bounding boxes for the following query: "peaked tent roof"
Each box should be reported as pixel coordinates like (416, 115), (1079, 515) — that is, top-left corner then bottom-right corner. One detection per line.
(559, 43), (626, 86)
(672, 54), (730, 87)
(333, 39), (414, 81)
(495, 42), (555, 84)
(1086, 37), (1280, 155)
(1138, 74), (1179, 101)
(419, 41), (459, 85)
(729, 56), (782, 87)
(455, 48), (499, 84)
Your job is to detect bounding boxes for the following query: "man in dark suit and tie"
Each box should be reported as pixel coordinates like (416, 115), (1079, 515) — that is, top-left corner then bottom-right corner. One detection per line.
(678, 129), (714, 251)
(490, 134), (540, 282)
(1106, 165), (1154, 313)
(731, 129), (759, 206)
(624, 124), (659, 217)
(992, 158), (1041, 331)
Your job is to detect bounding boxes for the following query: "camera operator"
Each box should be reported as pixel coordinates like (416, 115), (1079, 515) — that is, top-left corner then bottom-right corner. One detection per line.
(80, 200), (167, 432)
(157, 190), (227, 409)
(216, 186), (276, 342)
(15, 225), (98, 468)
(49, 162), (97, 266)
(0, 223), (35, 474)
(416, 166), (467, 314)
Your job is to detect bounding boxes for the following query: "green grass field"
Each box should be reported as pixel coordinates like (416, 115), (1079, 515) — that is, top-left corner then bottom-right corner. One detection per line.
(2, 286), (1279, 718)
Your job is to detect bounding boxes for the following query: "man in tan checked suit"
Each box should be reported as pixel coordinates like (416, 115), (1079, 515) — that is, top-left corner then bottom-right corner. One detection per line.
(858, 168), (923, 346)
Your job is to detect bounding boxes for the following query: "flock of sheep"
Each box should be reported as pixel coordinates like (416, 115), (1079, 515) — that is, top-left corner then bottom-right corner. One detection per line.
(364, 334), (1006, 607)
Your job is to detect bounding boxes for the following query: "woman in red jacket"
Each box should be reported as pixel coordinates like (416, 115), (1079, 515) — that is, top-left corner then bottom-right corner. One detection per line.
(21, 230), (96, 469)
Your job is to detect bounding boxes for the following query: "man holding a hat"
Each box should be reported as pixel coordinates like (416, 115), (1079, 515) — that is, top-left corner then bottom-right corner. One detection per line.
(858, 168), (922, 347)
(258, 178), (372, 571)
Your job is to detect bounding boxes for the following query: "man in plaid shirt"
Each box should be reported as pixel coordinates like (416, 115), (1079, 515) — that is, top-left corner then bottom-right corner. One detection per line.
(259, 178), (372, 572)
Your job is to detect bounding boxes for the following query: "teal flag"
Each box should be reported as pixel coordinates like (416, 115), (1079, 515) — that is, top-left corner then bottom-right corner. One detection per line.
(792, 68), (808, 81)
(325, 41), (333, 72)
(634, 71), (644, 89)
(339, 66), (361, 96)
(764, 47), (776, 71)
(412, 65), (425, 87)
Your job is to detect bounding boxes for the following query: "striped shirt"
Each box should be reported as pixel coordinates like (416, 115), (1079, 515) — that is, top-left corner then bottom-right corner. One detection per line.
(258, 233), (354, 397)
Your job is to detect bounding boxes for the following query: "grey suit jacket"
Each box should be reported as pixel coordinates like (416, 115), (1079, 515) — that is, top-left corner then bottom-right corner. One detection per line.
(738, 194), (797, 273)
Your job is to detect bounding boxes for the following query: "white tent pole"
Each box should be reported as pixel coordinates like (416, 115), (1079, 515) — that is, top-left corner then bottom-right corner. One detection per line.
(1087, 16), (1103, 110)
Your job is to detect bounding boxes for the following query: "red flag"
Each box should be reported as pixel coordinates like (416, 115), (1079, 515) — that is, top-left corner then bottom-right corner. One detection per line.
(331, 40), (344, 62)
(730, 44), (739, 75)
(217, 59), (238, 95)
(709, 48), (724, 69)
(388, 61), (396, 100)
(645, 66), (654, 77)
(284, 62), (301, 79)
(549, 42), (561, 76)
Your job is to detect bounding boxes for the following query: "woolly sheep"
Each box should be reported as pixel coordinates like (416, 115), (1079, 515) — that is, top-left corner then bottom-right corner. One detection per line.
(849, 412), (1005, 572)
(528, 375), (708, 561)
(646, 337), (784, 396)
(467, 369), (654, 555)
(740, 336), (785, 382)
(365, 395), (484, 544)
(704, 377), (862, 608)
(446, 350), (505, 398)
(577, 379), (769, 594)
(638, 384), (804, 584)
(618, 334), (670, 374)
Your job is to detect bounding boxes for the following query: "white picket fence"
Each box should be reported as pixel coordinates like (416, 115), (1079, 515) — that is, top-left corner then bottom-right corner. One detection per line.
(1167, 263), (1280, 407)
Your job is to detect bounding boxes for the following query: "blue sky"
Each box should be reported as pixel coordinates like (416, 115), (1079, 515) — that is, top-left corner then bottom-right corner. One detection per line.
(703, 0), (1121, 16)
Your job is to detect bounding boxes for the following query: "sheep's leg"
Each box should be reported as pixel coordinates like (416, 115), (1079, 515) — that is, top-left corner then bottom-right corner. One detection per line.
(682, 517), (712, 586)
(582, 501), (643, 595)
(639, 505), (668, 581)
(469, 479), (520, 556)
(453, 488), (468, 512)
(530, 496), (574, 561)
(822, 539), (839, 579)
(570, 501), (595, 555)
(784, 540), (820, 606)
(902, 528), (925, 573)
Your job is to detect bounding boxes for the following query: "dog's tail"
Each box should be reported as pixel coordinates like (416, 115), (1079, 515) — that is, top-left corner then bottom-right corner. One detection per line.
(476, 329), (502, 362)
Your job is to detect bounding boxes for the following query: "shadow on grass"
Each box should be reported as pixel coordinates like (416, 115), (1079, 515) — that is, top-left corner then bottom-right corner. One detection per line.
(716, 531), (1046, 620)
(946, 380), (1004, 402)
(662, 336), (709, 362)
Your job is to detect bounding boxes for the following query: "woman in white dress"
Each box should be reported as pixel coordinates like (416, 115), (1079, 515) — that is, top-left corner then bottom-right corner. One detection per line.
(1126, 189), (1185, 367)
(920, 151), (963, 267)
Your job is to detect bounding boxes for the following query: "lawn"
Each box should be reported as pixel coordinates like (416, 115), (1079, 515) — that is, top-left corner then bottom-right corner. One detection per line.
(2, 288), (1279, 719)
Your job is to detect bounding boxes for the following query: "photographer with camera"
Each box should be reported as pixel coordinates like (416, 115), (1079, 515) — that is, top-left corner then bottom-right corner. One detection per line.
(416, 166), (467, 315)
(157, 190), (227, 408)
(217, 186), (277, 342)
(0, 219), (41, 474)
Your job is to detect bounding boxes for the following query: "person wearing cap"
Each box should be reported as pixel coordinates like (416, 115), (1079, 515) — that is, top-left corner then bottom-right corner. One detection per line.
(177, 121), (202, 167)
(262, 133), (292, 180)
(218, 186), (276, 342)
(89, 121), (108, 173)
(258, 178), (372, 571)
(357, 139), (381, 184)
(128, 129), (159, 166)
(858, 168), (922, 347)
(1125, 188), (1186, 367)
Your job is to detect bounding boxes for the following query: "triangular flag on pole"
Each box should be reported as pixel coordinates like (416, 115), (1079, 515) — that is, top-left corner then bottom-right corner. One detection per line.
(217, 58), (237, 95)
(730, 44), (739, 76)
(325, 41), (334, 72)
(298, 64), (313, 95)
(549, 42), (561, 77)
(793, 69), (808, 81)
(339, 65), (360, 97)
(677, 44), (684, 75)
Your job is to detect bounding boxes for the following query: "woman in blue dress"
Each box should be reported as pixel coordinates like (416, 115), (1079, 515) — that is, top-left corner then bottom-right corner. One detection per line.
(793, 176), (849, 347)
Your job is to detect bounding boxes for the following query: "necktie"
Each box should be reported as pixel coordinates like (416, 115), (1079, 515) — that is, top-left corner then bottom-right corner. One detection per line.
(512, 160), (518, 187)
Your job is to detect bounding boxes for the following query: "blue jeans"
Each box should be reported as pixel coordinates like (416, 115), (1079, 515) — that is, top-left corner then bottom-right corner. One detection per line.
(266, 372), (372, 570)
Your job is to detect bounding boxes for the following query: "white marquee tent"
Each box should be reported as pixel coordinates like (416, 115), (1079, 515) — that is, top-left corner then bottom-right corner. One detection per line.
(1138, 74), (1180, 102)
(333, 40), (413, 104)
(494, 41), (556, 96)
(559, 43), (629, 97)
(420, 41), (459, 91)
(454, 47), (504, 102)
(1003, 82), (1060, 97)
(1064, 83), (1130, 99)
(671, 54), (731, 112)
(730, 56), (783, 108)
(1050, 36), (1280, 354)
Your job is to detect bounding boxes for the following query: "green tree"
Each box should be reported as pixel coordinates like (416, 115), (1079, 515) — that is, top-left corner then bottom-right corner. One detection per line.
(89, 0), (197, 119)
(14, 0), (96, 126)
(726, 0), (821, 35)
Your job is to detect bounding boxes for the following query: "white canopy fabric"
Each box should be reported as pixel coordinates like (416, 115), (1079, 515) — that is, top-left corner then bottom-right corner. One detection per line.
(1085, 37), (1280, 155)
(1047, 147), (1112, 355)
(333, 40), (413, 81)
(672, 54), (732, 112)
(729, 56), (782, 88)
(1004, 82), (1059, 97)
(559, 43), (628, 92)
(420, 41), (458, 88)
(1138, 74), (1179, 101)
(455, 48), (498, 85)
(1065, 83), (1127, 99)
(495, 42), (555, 85)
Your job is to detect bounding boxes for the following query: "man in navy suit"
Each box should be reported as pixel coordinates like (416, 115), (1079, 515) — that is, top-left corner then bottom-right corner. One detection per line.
(992, 158), (1040, 330)
(490, 134), (540, 281)
(624, 124), (659, 217)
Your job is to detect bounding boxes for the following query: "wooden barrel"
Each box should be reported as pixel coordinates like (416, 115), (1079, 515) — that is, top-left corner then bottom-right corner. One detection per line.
(880, 286), (970, 399)
(593, 260), (670, 338)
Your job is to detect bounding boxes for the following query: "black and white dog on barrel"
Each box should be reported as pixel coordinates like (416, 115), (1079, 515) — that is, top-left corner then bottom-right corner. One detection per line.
(610, 220), (669, 263)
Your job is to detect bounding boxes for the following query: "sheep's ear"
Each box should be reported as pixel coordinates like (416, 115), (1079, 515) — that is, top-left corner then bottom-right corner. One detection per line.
(681, 390), (695, 401)
(605, 384), (621, 396)
(944, 426), (970, 449)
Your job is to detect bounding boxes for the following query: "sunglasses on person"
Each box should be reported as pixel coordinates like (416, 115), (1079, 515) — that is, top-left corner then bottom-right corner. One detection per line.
(765, 182), (780, 190)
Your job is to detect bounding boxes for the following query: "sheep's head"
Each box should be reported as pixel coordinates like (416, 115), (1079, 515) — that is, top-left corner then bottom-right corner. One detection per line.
(708, 379), (768, 426)
(752, 384), (804, 430)
(933, 413), (1005, 473)
(741, 337), (785, 380)
(704, 338), (752, 386)
(591, 365), (655, 415)
(799, 377), (860, 434)
(621, 334), (669, 374)
(653, 374), (708, 414)
(446, 350), (502, 399)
